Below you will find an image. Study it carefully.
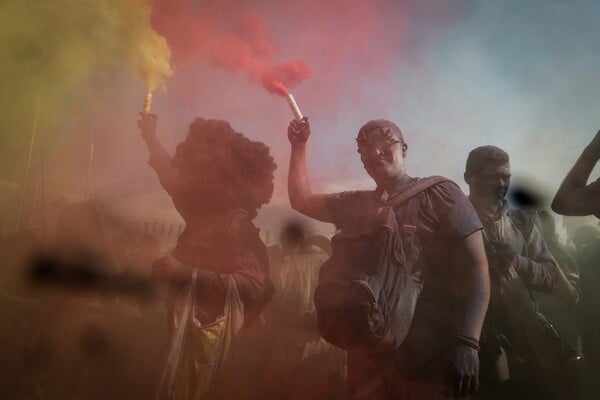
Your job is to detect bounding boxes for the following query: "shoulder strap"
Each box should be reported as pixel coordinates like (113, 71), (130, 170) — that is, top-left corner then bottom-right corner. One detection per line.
(385, 176), (450, 234)
(508, 209), (532, 238)
(402, 196), (420, 234)
(385, 176), (450, 208)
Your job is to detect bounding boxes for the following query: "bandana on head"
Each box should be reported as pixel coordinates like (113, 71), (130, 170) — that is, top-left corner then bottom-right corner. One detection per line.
(356, 119), (404, 145)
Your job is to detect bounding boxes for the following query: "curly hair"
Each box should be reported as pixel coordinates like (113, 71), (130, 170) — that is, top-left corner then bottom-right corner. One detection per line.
(171, 118), (277, 218)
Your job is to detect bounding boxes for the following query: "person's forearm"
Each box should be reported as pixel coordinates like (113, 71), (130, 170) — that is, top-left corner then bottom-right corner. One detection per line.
(553, 267), (579, 304)
(454, 232), (490, 340)
(516, 256), (559, 291)
(143, 134), (171, 167)
(552, 146), (598, 213)
(456, 263), (490, 340)
(288, 143), (313, 212)
(143, 134), (180, 194)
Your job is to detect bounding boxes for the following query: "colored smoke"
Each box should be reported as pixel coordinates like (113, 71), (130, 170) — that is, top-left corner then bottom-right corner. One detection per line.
(0, 0), (173, 146)
(151, 2), (310, 95)
(208, 13), (310, 95)
(0, 0), (174, 228)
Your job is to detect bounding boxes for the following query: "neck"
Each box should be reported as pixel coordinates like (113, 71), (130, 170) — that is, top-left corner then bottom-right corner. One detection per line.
(377, 172), (412, 194)
(469, 194), (504, 216)
(185, 209), (232, 230)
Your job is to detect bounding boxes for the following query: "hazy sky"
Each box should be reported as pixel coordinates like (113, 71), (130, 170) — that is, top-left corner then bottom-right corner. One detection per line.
(2, 0), (599, 231)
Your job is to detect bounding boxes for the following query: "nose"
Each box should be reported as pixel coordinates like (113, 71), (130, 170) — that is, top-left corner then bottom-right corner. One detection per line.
(367, 147), (385, 158)
(359, 145), (387, 162)
(497, 177), (510, 191)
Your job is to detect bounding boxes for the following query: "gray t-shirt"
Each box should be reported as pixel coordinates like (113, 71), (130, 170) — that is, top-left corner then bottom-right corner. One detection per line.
(327, 177), (483, 371)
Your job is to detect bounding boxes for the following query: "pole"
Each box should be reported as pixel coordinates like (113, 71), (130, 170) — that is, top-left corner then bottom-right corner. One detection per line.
(15, 96), (40, 231)
(29, 180), (39, 230)
(40, 106), (46, 240)
(84, 143), (95, 200)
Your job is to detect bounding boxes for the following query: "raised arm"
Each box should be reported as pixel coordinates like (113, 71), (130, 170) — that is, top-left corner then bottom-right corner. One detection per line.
(287, 117), (334, 222)
(137, 112), (179, 195)
(552, 130), (600, 216)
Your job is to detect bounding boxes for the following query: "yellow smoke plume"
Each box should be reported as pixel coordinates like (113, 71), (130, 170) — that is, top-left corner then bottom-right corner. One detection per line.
(0, 0), (173, 222)
(0, 0), (172, 151)
(124, 0), (174, 91)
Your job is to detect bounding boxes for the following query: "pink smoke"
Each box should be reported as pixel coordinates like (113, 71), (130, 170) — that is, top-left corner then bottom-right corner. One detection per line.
(151, 3), (310, 96)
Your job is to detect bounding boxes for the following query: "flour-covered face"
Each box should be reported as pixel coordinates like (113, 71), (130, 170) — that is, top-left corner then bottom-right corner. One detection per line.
(471, 162), (511, 201)
(358, 137), (406, 181)
(356, 120), (407, 182)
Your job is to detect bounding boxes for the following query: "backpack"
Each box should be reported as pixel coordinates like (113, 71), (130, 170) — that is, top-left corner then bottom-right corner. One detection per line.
(313, 176), (448, 351)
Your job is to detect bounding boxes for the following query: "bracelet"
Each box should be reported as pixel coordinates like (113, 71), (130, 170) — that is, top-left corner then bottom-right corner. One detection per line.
(455, 334), (481, 352)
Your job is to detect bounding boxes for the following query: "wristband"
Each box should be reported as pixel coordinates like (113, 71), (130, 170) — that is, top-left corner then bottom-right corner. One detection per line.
(455, 334), (481, 352)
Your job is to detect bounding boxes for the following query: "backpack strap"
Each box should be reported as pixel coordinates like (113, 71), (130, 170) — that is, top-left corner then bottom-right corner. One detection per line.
(385, 176), (451, 234)
(385, 176), (450, 208)
(402, 196), (420, 234)
(507, 209), (533, 238)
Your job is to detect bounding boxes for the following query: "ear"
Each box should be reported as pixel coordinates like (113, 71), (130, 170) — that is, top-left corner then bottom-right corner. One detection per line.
(402, 143), (408, 157)
(463, 171), (471, 185)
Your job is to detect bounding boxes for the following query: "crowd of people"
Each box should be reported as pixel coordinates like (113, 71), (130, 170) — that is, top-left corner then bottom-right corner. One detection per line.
(0, 113), (599, 400)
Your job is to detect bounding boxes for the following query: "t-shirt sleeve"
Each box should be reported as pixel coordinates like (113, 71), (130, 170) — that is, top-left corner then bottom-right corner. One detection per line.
(326, 190), (374, 228)
(422, 181), (483, 240)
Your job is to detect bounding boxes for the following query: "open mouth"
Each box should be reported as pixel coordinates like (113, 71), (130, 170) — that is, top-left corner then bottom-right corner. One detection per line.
(367, 161), (387, 170)
(367, 158), (387, 166)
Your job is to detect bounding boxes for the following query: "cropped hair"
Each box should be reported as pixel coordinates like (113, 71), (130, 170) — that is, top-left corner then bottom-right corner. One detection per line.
(466, 145), (509, 175)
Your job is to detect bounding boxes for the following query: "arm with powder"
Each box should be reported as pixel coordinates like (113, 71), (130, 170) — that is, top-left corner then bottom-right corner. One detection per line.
(552, 130), (600, 217)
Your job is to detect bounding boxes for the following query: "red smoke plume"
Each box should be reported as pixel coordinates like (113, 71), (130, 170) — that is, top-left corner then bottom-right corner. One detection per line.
(151, 2), (310, 96)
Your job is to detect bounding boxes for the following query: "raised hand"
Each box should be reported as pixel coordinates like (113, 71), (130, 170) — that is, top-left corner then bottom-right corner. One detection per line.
(137, 112), (158, 140)
(288, 117), (310, 145)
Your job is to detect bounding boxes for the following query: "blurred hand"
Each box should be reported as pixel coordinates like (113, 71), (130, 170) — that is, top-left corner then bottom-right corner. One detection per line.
(288, 117), (310, 145)
(152, 255), (192, 283)
(487, 241), (517, 272)
(448, 344), (480, 398)
(137, 112), (158, 140)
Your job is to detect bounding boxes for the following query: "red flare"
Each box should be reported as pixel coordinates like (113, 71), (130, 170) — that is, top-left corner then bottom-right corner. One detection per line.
(262, 61), (310, 96)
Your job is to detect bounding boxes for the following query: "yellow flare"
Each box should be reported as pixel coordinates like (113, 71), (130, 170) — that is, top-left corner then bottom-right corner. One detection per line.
(143, 93), (152, 113)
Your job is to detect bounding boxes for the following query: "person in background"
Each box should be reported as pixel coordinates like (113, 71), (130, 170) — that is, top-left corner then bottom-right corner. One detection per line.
(464, 146), (563, 399)
(265, 222), (344, 399)
(530, 210), (582, 398)
(572, 224), (600, 399)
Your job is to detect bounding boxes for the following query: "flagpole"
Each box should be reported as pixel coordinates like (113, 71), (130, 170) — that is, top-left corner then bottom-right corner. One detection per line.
(15, 96), (40, 231)
(29, 180), (39, 230)
(84, 143), (95, 200)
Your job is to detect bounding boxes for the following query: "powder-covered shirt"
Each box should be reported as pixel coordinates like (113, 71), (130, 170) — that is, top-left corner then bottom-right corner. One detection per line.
(326, 177), (483, 372)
